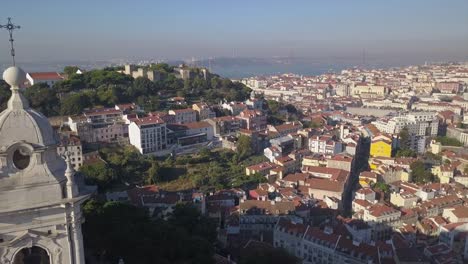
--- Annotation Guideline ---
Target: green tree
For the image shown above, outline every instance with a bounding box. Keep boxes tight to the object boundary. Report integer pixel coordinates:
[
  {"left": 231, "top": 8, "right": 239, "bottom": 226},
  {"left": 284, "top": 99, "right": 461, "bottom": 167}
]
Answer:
[
  {"left": 23, "top": 83, "right": 60, "bottom": 116},
  {"left": 146, "top": 161, "right": 161, "bottom": 184},
  {"left": 396, "top": 149, "right": 417, "bottom": 158},
  {"left": 0, "top": 80, "right": 11, "bottom": 110},
  {"left": 198, "top": 147, "right": 212, "bottom": 162},
  {"left": 239, "top": 244, "right": 300, "bottom": 264},
  {"left": 399, "top": 127, "right": 410, "bottom": 149},
  {"left": 436, "top": 136, "right": 463, "bottom": 147},
  {"left": 60, "top": 93, "right": 91, "bottom": 115},
  {"left": 63, "top": 66, "right": 80, "bottom": 76},
  {"left": 137, "top": 95, "right": 161, "bottom": 112},
  {"left": 237, "top": 135, "right": 254, "bottom": 160},
  {"left": 374, "top": 182, "right": 390, "bottom": 194},
  {"left": 210, "top": 77, "right": 221, "bottom": 89},
  {"left": 86, "top": 69, "right": 133, "bottom": 88},
  {"left": 221, "top": 78, "right": 232, "bottom": 88},
  {"left": 79, "top": 162, "right": 115, "bottom": 190},
  {"left": 410, "top": 160, "right": 436, "bottom": 184},
  {"left": 169, "top": 203, "right": 217, "bottom": 243},
  {"left": 150, "top": 63, "right": 173, "bottom": 73},
  {"left": 131, "top": 77, "right": 156, "bottom": 98},
  {"left": 82, "top": 200, "right": 215, "bottom": 264},
  {"left": 285, "top": 104, "right": 298, "bottom": 114},
  {"left": 267, "top": 100, "right": 280, "bottom": 114}
]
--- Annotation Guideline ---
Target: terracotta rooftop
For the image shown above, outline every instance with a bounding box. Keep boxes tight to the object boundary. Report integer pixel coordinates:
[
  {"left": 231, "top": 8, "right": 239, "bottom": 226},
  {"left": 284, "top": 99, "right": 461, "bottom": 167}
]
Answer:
[
  {"left": 183, "top": 121, "right": 211, "bottom": 129},
  {"left": 368, "top": 203, "right": 400, "bottom": 218},
  {"left": 239, "top": 200, "right": 295, "bottom": 215},
  {"left": 28, "top": 72, "right": 64, "bottom": 80},
  {"left": 133, "top": 116, "right": 164, "bottom": 126}
]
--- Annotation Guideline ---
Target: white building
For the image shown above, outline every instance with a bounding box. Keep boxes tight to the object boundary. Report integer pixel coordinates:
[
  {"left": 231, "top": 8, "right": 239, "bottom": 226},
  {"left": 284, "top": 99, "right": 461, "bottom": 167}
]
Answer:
[
  {"left": 360, "top": 203, "right": 401, "bottom": 240},
  {"left": 372, "top": 112, "right": 439, "bottom": 136},
  {"left": 274, "top": 218, "right": 388, "bottom": 263},
  {"left": 26, "top": 72, "right": 64, "bottom": 86},
  {"left": 351, "top": 83, "right": 386, "bottom": 98},
  {"left": 183, "top": 121, "right": 214, "bottom": 141},
  {"left": 334, "top": 83, "right": 351, "bottom": 97},
  {"left": 67, "top": 107, "right": 129, "bottom": 143},
  {"left": 129, "top": 116, "right": 168, "bottom": 155},
  {"left": 57, "top": 135, "right": 84, "bottom": 170},
  {"left": 192, "top": 103, "right": 216, "bottom": 121},
  {"left": 168, "top": 108, "right": 197, "bottom": 124},
  {"left": 447, "top": 126, "right": 468, "bottom": 146},
  {"left": 0, "top": 66, "right": 90, "bottom": 263},
  {"left": 308, "top": 135, "right": 342, "bottom": 155}
]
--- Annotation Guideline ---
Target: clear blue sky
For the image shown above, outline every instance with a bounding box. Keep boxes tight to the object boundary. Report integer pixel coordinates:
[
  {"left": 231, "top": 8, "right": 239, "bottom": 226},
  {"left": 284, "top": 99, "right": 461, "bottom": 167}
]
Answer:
[{"left": 1, "top": 0, "right": 467, "bottom": 62}]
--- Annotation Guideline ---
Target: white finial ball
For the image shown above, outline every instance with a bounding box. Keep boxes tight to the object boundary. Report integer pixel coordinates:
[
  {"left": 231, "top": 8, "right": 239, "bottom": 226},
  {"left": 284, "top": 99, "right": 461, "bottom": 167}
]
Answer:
[{"left": 3, "top": 66, "right": 26, "bottom": 88}]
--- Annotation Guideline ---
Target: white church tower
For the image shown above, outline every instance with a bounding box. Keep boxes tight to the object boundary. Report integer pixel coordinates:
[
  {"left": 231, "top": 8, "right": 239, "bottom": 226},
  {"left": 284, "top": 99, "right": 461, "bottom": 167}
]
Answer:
[{"left": 0, "top": 66, "right": 90, "bottom": 263}]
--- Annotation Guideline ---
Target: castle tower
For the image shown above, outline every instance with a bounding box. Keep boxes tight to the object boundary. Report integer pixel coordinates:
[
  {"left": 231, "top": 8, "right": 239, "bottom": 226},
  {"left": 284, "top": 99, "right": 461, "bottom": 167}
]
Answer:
[{"left": 0, "top": 66, "right": 90, "bottom": 263}]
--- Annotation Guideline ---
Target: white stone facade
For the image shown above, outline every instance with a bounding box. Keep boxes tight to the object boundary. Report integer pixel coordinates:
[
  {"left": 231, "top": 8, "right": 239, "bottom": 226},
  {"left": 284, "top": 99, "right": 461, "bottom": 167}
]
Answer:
[
  {"left": 0, "top": 67, "right": 89, "bottom": 264},
  {"left": 128, "top": 117, "right": 168, "bottom": 155}
]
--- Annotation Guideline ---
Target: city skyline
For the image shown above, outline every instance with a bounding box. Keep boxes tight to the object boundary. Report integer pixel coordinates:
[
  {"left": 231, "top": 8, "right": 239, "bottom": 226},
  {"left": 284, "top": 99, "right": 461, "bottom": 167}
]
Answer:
[{"left": 1, "top": 0, "right": 467, "bottom": 64}]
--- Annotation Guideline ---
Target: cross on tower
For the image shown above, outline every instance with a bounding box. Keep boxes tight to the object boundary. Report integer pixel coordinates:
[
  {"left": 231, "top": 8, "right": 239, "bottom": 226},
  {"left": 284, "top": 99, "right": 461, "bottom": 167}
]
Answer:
[{"left": 0, "top": 17, "right": 21, "bottom": 66}]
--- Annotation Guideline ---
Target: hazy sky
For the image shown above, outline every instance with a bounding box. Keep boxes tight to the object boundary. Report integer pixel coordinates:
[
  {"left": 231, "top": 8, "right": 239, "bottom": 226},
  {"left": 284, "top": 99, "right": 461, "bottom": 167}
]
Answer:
[{"left": 1, "top": 0, "right": 467, "bottom": 62}]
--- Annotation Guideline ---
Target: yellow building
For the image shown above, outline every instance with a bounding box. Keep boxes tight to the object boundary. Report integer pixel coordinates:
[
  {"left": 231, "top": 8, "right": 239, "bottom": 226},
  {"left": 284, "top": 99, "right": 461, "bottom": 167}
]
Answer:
[
  {"left": 370, "top": 138, "right": 393, "bottom": 158},
  {"left": 390, "top": 191, "right": 418, "bottom": 208},
  {"left": 431, "top": 165, "right": 454, "bottom": 184}
]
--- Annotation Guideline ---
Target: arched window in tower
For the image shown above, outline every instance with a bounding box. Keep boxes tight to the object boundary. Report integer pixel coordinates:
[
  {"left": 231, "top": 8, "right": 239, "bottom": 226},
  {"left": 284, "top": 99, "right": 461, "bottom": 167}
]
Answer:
[
  {"left": 13, "top": 246, "right": 50, "bottom": 264},
  {"left": 12, "top": 146, "right": 31, "bottom": 170}
]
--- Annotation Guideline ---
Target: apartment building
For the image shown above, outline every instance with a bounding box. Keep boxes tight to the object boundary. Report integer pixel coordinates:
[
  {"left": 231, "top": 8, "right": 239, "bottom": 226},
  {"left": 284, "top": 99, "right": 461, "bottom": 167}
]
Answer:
[
  {"left": 128, "top": 116, "right": 168, "bottom": 155},
  {"left": 168, "top": 108, "right": 198, "bottom": 124},
  {"left": 372, "top": 112, "right": 439, "bottom": 136},
  {"left": 308, "top": 135, "right": 343, "bottom": 155},
  {"left": 192, "top": 103, "right": 216, "bottom": 121}
]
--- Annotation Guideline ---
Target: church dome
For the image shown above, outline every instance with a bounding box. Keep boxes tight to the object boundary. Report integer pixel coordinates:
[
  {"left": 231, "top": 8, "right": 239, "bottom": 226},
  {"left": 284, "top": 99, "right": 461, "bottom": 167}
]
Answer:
[{"left": 0, "top": 66, "right": 57, "bottom": 147}]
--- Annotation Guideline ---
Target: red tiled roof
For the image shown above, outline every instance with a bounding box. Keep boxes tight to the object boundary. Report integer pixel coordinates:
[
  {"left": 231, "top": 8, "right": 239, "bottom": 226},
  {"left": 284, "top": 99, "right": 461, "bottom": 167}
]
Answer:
[
  {"left": 353, "top": 199, "right": 372, "bottom": 208},
  {"left": 183, "top": 121, "right": 211, "bottom": 129},
  {"left": 368, "top": 203, "right": 400, "bottom": 218},
  {"left": 360, "top": 171, "right": 378, "bottom": 179},
  {"left": 133, "top": 116, "right": 164, "bottom": 126},
  {"left": 306, "top": 177, "right": 344, "bottom": 192},
  {"left": 28, "top": 72, "right": 63, "bottom": 80},
  {"left": 356, "top": 188, "right": 375, "bottom": 195},
  {"left": 247, "top": 162, "right": 276, "bottom": 171},
  {"left": 283, "top": 173, "right": 309, "bottom": 183},
  {"left": 302, "top": 166, "right": 349, "bottom": 182}
]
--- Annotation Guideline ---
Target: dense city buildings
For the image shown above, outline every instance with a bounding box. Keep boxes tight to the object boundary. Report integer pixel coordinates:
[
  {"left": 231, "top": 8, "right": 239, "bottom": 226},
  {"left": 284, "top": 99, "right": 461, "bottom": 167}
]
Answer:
[
  {"left": 2, "top": 0, "right": 468, "bottom": 262},
  {"left": 3, "top": 60, "right": 468, "bottom": 263}
]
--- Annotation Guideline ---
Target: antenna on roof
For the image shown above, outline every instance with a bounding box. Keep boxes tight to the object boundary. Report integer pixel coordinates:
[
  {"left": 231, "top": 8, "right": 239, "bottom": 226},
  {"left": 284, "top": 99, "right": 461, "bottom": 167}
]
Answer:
[{"left": 0, "top": 17, "right": 21, "bottom": 66}]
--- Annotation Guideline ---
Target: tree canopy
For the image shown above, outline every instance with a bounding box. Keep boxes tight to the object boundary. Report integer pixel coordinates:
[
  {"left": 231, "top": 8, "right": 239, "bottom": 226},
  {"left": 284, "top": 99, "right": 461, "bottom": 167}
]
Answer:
[
  {"left": 239, "top": 243, "right": 300, "bottom": 264},
  {"left": 398, "top": 127, "right": 410, "bottom": 150},
  {"left": 82, "top": 200, "right": 216, "bottom": 264},
  {"left": 6, "top": 63, "right": 252, "bottom": 117},
  {"left": 436, "top": 136, "right": 463, "bottom": 147},
  {"left": 410, "top": 160, "right": 436, "bottom": 184},
  {"left": 0, "top": 80, "right": 11, "bottom": 110},
  {"left": 23, "top": 83, "right": 60, "bottom": 116},
  {"left": 236, "top": 135, "right": 254, "bottom": 161},
  {"left": 395, "top": 149, "right": 417, "bottom": 158}
]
